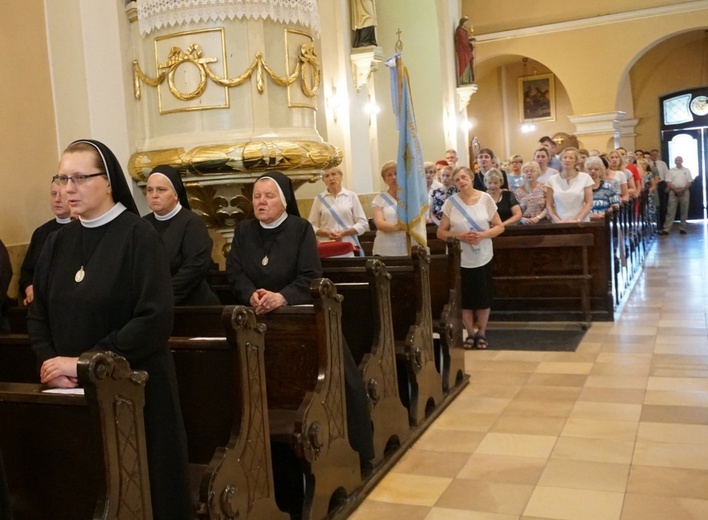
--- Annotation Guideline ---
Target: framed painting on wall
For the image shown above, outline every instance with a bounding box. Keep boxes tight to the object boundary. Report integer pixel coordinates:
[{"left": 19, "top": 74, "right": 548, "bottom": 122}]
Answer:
[{"left": 518, "top": 73, "right": 555, "bottom": 122}]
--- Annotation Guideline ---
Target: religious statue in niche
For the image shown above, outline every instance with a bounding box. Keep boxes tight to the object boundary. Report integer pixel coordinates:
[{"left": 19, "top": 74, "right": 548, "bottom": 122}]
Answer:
[
  {"left": 351, "top": 0, "right": 377, "bottom": 47},
  {"left": 455, "top": 16, "right": 475, "bottom": 85}
]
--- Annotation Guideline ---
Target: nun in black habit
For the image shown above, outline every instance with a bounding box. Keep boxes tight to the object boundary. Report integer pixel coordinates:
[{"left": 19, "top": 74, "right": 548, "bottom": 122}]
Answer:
[
  {"left": 143, "top": 165, "right": 219, "bottom": 305},
  {"left": 226, "top": 172, "right": 375, "bottom": 505},
  {"left": 18, "top": 179, "right": 72, "bottom": 306},
  {"left": 26, "top": 140, "right": 192, "bottom": 520}
]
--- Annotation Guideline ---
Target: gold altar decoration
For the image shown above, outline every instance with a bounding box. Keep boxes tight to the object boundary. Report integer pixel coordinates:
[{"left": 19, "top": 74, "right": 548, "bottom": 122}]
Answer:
[
  {"left": 128, "top": 139, "right": 341, "bottom": 181},
  {"left": 130, "top": 139, "right": 342, "bottom": 237},
  {"left": 133, "top": 41, "right": 320, "bottom": 102},
  {"left": 184, "top": 184, "right": 253, "bottom": 230}
]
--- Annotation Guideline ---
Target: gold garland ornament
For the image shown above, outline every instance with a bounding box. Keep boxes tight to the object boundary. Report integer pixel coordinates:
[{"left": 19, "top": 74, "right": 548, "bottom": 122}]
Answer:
[{"left": 133, "top": 43, "right": 320, "bottom": 101}]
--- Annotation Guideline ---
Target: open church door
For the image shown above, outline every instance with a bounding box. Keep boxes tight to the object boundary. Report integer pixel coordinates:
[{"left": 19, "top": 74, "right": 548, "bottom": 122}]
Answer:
[{"left": 660, "top": 89, "right": 708, "bottom": 221}]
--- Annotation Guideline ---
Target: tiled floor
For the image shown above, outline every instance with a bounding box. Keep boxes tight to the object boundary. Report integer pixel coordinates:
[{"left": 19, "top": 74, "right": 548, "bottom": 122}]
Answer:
[{"left": 351, "top": 222, "right": 708, "bottom": 520}]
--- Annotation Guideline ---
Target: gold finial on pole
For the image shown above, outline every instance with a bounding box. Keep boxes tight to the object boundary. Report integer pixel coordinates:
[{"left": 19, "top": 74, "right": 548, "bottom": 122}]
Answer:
[{"left": 395, "top": 28, "right": 403, "bottom": 53}]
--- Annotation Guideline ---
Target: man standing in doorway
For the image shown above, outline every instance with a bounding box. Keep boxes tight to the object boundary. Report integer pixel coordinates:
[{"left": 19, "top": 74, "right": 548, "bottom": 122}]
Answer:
[
  {"left": 650, "top": 149, "right": 670, "bottom": 227},
  {"left": 659, "top": 156, "right": 692, "bottom": 235}
]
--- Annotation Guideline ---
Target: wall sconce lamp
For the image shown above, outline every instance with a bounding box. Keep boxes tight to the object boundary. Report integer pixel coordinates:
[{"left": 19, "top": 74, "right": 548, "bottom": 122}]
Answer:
[
  {"left": 364, "top": 99, "right": 380, "bottom": 116},
  {"left": 327, "top": 84, "right": 347, "bottom": 123},
  {"left": 364, "top": 96, "right": 380, "bottom": 126}
]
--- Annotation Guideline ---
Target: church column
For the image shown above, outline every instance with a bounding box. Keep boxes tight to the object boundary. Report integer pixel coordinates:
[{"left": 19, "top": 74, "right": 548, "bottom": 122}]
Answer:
[
  {"left": 316, "top": 0, "right": 383, "bottom": 195},
  {"left": 124, "top": 0, "right": 340, "bottom": 249}
]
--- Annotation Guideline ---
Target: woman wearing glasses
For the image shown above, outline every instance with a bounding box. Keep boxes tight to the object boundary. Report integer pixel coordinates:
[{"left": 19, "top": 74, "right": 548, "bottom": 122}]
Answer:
[
  {"left": 143, "top": 165, "right": 219, "bottom": 305},
  {"left": 506, "top": 154, "right": 525, "bottom": 191},
  {"left": 27, "top": 140, "right": 192, "bottom": 520}
]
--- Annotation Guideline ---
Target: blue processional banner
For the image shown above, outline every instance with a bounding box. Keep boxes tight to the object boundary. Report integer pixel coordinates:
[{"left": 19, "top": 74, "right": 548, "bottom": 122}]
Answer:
[{"left": 386, "top": 53, "right": 428, "bottom": 249}]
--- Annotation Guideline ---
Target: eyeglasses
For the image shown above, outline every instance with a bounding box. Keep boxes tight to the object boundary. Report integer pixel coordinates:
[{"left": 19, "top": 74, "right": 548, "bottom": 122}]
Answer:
[{"left": 52, "top": 173, "right": 107, "bottom": 186}]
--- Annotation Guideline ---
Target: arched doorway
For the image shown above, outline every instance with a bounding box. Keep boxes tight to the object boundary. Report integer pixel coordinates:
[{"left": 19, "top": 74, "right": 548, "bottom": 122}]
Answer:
[{"left": 660, "top": 87, "right": 708, "bottom": 220}]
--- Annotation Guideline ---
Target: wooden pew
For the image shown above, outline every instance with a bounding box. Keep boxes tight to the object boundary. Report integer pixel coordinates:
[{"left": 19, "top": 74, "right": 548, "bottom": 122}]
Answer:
[
  {"left": 257, "top": 279, "right": 360, "bottom": 520},
  {"left": 492, "top": 233, "right": 595, "bottom": 328},
  {"left": 206, "top": 271, "right": 237, "bottom": 305},
  {"left": 354, "top": 197, "right": 658, "bottom": 323},
  {"left": 0, "top": 350, "right": 152, "bottom": 520},
  {"left": 426, "top": 238, "right": 467, "bottom": 394},
  {"left": 472, "top": 223, "right": 612, "bottom": 321},
  {"left": 322, "top": 258, "right": 410, "bottom": 467},
  {"left": 169, "top": 306, "right": 287, "bottom": 520},
  {"left": 173, "top": 280, "right": 361, "bottom": 520},
  {"left": 323, "top": 247, "right": 443, "bottom": 426}
]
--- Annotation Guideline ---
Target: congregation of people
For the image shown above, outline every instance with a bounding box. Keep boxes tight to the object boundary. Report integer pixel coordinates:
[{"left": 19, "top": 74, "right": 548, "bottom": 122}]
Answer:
[
  {"left": 0, "top": 136, "right": 689, "bottom": 361},
  {"left": 376, "top": 139, "right": 689, "bottom": 352},
  {"left": 0, "top": 134, "right": 694, "bottom": 520},
  {"left": 417, "top": 139, "right": 685, "bottom": 234}
]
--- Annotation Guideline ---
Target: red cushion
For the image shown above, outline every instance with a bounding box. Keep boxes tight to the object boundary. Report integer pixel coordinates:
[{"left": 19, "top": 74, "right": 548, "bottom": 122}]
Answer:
[{"left": 317, "top": 241, "right": 355, "bottom": 258}]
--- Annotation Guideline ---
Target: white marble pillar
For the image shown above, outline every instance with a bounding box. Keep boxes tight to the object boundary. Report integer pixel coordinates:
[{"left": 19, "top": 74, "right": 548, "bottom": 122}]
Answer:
[{"left": 124, "top": 0, "right": 341, "bottom": 243}]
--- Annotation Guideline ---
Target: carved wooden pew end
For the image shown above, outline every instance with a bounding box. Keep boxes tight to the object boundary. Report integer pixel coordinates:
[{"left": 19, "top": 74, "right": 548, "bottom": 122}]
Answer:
[
  {"left": 259, "top": 279, "right": 361, "bottom": 520},
  {"left": 428, "top": 237, "right": 467, "bottom": 394},
  {"left": 0, "top": 350, "right": 152, "bottom": 520},
  {"left": 170, "top": 305, "right": 287, "bottom": 520},
  {"left": 323, "top": 249, "right": 444, "bottom": 427},
  {"left": 325, "top": 259, "right": 411, "bottom": 468}
]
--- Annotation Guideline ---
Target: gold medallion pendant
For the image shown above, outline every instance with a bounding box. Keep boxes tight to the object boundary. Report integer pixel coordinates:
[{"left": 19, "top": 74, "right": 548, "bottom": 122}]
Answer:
[
  {"left": 75, "top": 266, "right": 85, "bottom": 283},
  {"left": 261, "top": 255, "right": 269, "bottom": 266}
]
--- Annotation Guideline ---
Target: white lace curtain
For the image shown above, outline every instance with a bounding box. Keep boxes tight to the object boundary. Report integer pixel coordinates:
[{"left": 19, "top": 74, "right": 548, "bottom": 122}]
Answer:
[{"left": 137, "top": 0, "right": 320, "bottom": 36}]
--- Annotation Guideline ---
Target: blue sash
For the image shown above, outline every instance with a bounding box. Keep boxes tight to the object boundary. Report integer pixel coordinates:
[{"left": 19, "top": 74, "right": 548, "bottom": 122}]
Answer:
[
  {"left": 449, "top": 194, "right": 485, "bottom": 232},
  {"left": 317, "top": 194, "right": 364, "bottom": 256},
  {"left": 379, "top": 192, "right": 398, "bottom": 209}
]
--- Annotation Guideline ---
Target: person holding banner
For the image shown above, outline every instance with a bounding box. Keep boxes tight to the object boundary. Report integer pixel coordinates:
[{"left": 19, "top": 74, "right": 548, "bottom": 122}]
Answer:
[
  {"left": 372, "top": 160, "right": 408, "bottom": 256},
  {"left": 308, "top": 166, "right": 369, "bottom": 257},
  {"left": 437, "top": 166, "right": 505, "bottom": 349}
]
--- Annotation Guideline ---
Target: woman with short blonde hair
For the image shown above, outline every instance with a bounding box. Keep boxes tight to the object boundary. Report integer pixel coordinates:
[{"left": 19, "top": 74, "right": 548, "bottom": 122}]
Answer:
[
  {"left": 308, "top": 165, "right": 369, "bottom": 257},
  {"left": 371, "top": 161, "right": 408, "bottom": 256},
  {"left": 436, "top": 166, "right": 505, "bottom": 349},
  {"left": 514, "top": 161, "right": 547, "bottom": 224},
  {"left": 485, "top": 168, "right": 522, "bottom": 226},
  {"left": 546, "top": 147, "right": 594, "bottom": 223}
]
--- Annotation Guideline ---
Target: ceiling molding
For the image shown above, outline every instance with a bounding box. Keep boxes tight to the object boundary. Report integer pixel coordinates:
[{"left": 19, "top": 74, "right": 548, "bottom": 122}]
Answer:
[{"left": 475, "top": 1, "right": 708, "bottom": 43}]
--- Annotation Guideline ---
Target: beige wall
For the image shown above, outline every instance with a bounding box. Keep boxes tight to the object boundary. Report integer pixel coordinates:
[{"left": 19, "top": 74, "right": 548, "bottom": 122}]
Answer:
[
  {"left": 468, "top": 59, "right": 576, "bottom": 161},
  {"left": 0, "top": 1, "right": 58, "bottom": 244},
  {"left": 0, "top": 1, "right": 58, "bottom": 296}
]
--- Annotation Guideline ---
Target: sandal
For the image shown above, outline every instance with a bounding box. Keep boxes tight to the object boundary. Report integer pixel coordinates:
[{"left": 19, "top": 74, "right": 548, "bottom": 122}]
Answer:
[
  {"left": 463, "top": 336, "right": 476, "bottom": 350},
  {"left": 474, "top": 334, "right": 488, "bottom": 350}
]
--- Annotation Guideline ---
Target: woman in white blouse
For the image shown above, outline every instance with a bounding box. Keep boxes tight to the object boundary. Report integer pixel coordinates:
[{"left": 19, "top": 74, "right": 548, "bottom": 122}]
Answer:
[
  {"left": 436, "top": 166, "right": 504, "bottom": 349},
  {"left": 308, "top": 166, "right": 369, "bottom": 257},
  {"left": 371, "top": 161, "right": 407, "bottom": 256},
  {"left": 546, "top": 147, "right": 594, "bottom": 223}
]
